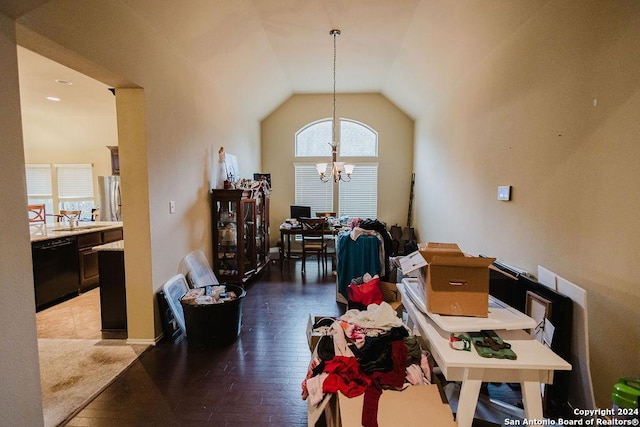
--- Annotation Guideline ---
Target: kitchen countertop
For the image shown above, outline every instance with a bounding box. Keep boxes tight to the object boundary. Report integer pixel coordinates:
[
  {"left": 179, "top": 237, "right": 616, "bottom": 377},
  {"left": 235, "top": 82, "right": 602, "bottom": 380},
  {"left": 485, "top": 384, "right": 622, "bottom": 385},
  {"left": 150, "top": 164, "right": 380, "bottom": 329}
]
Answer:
[
  {"left": 30, "top": 221, "right": 123, "bottom": 242},
  {"left": 93, "top": 240, "right": 124, "bottom": 251}
]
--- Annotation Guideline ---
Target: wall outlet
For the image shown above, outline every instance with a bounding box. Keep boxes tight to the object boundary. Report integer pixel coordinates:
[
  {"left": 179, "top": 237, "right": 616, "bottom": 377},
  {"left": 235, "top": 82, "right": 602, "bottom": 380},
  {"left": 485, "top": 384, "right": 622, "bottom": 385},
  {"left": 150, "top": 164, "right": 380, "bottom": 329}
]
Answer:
[
  {"left": 169, "top": 201, "right": 176, "bottom": 214},
  {"left": 497, "top": 186, "right": 511, "bottom": 201}
]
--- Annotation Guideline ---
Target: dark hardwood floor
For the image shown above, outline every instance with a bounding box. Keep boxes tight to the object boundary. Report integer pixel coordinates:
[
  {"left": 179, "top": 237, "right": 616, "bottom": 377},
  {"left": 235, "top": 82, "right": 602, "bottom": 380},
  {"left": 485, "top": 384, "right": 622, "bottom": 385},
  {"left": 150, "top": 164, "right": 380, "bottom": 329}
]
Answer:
[
  {"left": 66, "top": 259, "right": 344, "bottom": 426},
  {"left": 64, "top": 258, "right": 513, "bottom": 426}
]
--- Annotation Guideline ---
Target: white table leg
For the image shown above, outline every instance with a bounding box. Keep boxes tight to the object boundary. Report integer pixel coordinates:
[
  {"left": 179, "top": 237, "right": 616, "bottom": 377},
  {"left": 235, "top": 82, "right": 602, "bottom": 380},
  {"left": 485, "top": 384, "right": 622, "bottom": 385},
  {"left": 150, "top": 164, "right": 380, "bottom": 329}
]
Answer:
[
  {"left": 520, "top": 371, "right": 544, "bottom": 422},
  {"left": 456, "top": 368, "right": 484, "bottom": 427}
]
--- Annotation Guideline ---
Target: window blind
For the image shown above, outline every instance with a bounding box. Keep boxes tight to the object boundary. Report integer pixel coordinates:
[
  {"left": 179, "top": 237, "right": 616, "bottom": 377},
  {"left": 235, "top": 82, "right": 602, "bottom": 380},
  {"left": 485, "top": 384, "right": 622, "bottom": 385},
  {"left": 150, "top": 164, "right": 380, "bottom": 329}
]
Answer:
[
  {"left": 339, "top": 163, "right": 378, "bottom": 219},
  {"left": 294, "top": 163, "right": 333, "bottom": 215},
  {"left": 56, "top": 164, "right": 94, "bottom": 199},
  {"left": 25, "top": 164, "right": 53, "bottom": 196}
]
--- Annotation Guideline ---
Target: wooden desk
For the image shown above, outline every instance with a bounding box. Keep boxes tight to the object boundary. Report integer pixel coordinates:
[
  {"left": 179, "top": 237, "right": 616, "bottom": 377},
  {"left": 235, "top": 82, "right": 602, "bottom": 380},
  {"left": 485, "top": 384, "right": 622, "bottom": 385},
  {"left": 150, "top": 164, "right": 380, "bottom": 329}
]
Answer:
[
  {"left": 398, "top": 281, "right": 571, "bottom": 427},
  {"left": 279, "top": 225, "right": 342, "bottom": 260}
]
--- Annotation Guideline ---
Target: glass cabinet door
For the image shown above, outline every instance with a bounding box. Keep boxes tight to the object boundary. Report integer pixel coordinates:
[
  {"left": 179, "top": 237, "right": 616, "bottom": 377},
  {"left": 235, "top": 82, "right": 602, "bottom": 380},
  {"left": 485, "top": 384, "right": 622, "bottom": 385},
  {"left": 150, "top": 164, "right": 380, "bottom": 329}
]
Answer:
[
  {"left": 255, "top": 193, "right": 264, "bottom": 265},
  {"left": 216, "top": 198, "right": 239, "bottom": 276},
  {"left": 242, "top": 199, "right": 256, "bottom": 273},
  {"left": 211, "top": 188, "right": 270, "bottom": 284}
]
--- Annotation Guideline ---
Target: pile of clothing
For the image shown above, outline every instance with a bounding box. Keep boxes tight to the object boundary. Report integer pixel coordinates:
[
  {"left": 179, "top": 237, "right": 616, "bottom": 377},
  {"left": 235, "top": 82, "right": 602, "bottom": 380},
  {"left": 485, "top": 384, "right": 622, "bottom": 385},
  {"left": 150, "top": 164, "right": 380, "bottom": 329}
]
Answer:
[{"left": 302, "top": 302, "right": 432, "bottom": 427}]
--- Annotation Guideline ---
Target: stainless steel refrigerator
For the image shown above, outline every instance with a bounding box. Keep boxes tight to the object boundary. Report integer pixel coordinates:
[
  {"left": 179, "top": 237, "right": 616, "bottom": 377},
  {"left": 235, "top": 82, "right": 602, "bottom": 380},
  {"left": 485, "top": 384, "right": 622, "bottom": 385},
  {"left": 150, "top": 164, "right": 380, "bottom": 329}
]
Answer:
[{"left": 97, "top": 175, "right": 122, "bottom": 221}]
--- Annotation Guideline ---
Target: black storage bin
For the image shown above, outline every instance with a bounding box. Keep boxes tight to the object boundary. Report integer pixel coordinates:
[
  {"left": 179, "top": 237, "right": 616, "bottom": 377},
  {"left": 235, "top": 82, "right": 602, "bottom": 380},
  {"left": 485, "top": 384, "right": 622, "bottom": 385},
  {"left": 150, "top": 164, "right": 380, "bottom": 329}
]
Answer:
[{"left": 180, "top": 285, "right": 246, "bottom": 348}]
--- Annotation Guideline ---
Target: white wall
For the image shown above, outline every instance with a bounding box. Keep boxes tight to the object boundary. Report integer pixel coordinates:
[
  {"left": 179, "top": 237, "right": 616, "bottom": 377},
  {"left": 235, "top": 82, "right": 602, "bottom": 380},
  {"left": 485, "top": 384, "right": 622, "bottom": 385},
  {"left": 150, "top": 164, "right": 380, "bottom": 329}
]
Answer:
[
  {"left": 20, "top": 47, "right": 116, "bottom": 186},
  {"left": 411, "top": 1, "right": 640, "bottom": 406},
  {"left": 11, "top": 1, "right": 262, "bottom": 339},
  {"left": 0, "top": 13, "right": 44, "bottom": 427}
]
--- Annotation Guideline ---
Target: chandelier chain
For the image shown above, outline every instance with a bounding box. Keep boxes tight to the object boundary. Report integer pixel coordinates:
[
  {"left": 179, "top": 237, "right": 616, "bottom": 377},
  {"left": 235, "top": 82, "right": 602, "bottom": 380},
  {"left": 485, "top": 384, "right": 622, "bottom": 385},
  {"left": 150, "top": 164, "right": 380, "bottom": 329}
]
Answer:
[
  {"left": 332, "top": 30, "right": 337, "bottom": 148},
  {"left": 317, "top": 29, "right": 352, "bottom": 183}
]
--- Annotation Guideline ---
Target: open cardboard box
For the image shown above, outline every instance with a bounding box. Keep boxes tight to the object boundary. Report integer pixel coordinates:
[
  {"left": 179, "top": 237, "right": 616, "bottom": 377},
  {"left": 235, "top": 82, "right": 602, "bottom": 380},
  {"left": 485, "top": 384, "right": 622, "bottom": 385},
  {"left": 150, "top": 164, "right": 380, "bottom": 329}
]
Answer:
[
  {"left": 418, "top": 242, "right": 495, "bottom": 317},
  {"left": 380, "top": 281, "right": 403, "bottom": 318},
  {"left": 306, "top": 314, "right": 336, "bottom": 352},
  {"left": 336, "top": 384, "right": 456, "bottom": 427},
  {"left": 346, "top": 280, "right": 403, "bottom": 318}
]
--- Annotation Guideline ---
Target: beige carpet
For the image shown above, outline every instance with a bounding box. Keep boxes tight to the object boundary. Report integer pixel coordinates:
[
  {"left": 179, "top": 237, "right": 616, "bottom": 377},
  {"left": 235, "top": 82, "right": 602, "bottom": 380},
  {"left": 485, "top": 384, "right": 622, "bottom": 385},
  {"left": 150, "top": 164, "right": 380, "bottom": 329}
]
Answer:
[{"left": 38, "top": 338, "right": 148, "bottom": 427}]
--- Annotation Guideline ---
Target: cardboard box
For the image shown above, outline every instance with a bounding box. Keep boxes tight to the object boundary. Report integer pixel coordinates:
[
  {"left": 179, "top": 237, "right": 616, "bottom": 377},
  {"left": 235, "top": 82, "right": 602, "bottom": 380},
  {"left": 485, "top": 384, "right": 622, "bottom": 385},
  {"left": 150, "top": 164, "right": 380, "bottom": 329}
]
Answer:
[
  {"left": 306, "top": 314, "right": 336, "bottom": 352},
  {"left": 336, "top": 385, "right": 456, "bottom": 427},
  {"left": 418, "top": 242, "right": 495, "bottom": 317},
  {"left": 379, "top": 281, "right": 403, "bottom": 318}
]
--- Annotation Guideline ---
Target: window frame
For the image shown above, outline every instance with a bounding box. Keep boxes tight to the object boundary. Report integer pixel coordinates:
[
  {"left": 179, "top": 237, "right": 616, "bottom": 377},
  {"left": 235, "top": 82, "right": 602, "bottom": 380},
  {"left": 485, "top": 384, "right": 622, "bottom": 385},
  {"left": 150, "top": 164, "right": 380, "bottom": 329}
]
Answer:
[{"left": 294, "top": 118, "right": 379, "bottom": 219}]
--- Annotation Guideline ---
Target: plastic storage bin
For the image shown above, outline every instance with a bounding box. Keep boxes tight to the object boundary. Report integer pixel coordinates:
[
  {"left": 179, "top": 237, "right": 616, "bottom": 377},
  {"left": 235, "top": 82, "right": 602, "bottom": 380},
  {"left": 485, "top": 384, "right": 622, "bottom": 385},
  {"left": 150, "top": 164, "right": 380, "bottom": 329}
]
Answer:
[
  {"left": 178, "top": 250, "right": 219, "bottom": 288},
  {"left": 612, "top": 378, "right": 640, "bottom": 420},
  {"left": 180, "top": 284, "right": 246, "bottom": 348}
]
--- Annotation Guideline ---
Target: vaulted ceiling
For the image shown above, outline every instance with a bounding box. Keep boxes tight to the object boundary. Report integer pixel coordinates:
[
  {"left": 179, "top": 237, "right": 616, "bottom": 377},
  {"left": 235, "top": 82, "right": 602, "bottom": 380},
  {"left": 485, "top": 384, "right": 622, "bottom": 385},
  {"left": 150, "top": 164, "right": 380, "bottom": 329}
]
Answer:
[{"left": 4, "top": 0, "right": 552, "bottom": 122}]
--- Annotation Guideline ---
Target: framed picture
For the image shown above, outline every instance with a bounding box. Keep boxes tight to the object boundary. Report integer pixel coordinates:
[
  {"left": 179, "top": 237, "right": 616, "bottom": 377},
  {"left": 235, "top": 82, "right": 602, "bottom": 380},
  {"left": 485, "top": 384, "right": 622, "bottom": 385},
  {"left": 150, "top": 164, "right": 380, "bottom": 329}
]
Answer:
[
  {"left": 525, "top": 290, "right": 553, "bottom": 343},
  {"left": 253, "top": 173, "right": 271, "bottom": 186}
]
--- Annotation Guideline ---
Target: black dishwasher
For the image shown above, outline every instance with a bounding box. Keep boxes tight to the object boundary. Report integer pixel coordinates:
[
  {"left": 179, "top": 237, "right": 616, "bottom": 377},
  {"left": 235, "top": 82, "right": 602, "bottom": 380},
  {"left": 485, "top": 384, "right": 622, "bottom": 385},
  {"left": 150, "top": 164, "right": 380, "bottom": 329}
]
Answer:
[{"left": 32, "top": 237, "right": 79, "bottom": 311}]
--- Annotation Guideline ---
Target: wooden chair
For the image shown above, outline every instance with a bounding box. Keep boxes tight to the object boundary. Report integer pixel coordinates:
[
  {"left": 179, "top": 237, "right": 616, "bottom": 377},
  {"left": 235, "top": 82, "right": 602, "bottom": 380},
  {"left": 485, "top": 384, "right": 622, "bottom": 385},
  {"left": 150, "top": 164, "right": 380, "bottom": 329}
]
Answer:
[
  {"left": 28, "top": 204, "right": 46, "bottom": 224},
  {"left": 315, "top": 213, "right": 338, "bottom": 271},
  {"left": 315, "top": 212, "right": 336, "bottom": 218},
  {"left": 299, "top": 217, "right": 330, "bottom": 274},
  {"left": 59, "top": 210, "right": 82, "bottom": 224}
]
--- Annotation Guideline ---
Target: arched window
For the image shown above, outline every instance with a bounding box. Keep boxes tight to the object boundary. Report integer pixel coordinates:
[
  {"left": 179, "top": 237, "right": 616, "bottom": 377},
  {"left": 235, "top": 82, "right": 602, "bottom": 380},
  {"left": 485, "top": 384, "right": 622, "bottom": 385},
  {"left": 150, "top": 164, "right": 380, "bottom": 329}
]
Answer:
[
  {"left": 295, "top": 118, "right": 378, "bottom": 157},
  {"left": 339, "top": 119, "right": 377, "bottom": 157},
  {"left": 295, "top": 119, "right": 333, "bottom": 157},
  {"left": 294, "top": 118, "right": 378, "bottom": 219}
]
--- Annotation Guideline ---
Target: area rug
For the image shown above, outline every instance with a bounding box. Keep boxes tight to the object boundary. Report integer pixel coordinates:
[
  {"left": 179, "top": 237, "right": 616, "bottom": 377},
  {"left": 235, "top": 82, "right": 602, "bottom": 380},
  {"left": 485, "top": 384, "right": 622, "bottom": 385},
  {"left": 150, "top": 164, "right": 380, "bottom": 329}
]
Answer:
[{"left": 38, "top": 339, "right": 149, "bottom": 427}]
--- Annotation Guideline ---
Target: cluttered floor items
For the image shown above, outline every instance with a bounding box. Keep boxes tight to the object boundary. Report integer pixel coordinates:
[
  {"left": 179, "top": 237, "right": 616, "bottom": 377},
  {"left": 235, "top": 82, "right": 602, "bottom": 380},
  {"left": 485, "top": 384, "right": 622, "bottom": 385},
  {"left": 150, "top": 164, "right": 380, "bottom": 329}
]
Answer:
[
  {"left": 303, "top": 297, "right": 456, "bottom": 427},
  {"left": 160, "top": 251, "right": 246, "bottom": 348}
]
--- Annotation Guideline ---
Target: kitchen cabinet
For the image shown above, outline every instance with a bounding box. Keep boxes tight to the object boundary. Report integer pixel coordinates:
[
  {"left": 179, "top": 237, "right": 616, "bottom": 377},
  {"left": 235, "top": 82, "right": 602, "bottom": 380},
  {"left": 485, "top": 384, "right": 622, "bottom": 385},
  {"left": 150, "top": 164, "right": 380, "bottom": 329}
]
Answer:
[
  {"left": 211, "top": 189, "right": 270, "bottom": 284},
  {"left": 77, "top": 232, "right": 102, "bottom": 289},
  {"left": 95, "top": 242, "right": 127, "bottom": 339},
  {"left": 77, "top": 227, "right": 124, "bottom": 291},
  {"left": 107, "top": 145, "right": 120, "bottom": 175},
  {"left": 30, "top": 223, "right": 124, "bottom": 310}
]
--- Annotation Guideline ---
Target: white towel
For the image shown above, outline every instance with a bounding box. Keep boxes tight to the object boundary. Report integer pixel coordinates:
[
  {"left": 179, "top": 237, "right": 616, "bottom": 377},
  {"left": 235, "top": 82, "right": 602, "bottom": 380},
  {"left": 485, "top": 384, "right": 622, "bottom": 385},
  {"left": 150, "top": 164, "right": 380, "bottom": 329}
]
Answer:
[{"left": 340, "top": 301, "right": 403, "bottom": 330}]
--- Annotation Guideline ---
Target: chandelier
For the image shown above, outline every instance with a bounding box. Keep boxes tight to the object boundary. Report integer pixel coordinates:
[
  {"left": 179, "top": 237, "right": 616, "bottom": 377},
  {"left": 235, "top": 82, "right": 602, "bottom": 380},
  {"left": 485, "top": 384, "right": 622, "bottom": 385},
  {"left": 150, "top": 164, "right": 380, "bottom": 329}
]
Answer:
[{"left": 316, "top": 29, "right": 354, "bottom": 183}]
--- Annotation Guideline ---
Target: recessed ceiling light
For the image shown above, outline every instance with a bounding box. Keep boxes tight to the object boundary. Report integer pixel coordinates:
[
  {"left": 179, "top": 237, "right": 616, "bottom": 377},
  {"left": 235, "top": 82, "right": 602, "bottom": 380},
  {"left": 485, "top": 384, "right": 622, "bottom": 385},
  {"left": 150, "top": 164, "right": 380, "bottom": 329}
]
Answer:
[
  {"left": 46, "top": 96, "right": 61, "bottom": 102},
  {"left": 55, "top": 79, "right": 72, "bottom": 85}
]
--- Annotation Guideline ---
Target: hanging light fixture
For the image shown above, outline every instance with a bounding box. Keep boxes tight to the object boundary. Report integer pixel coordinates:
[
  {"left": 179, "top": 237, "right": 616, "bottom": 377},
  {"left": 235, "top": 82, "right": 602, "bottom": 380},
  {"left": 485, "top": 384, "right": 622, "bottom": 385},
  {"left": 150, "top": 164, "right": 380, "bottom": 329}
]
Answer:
[{"left": 317, "top": 29, "right": 354, "bottom": 183}]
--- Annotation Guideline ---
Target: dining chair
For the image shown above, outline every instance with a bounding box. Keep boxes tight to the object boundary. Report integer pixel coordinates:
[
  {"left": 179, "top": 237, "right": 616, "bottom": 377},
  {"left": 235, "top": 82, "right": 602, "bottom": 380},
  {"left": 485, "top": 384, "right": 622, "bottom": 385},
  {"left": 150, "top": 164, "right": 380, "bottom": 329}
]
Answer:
[
  {"left": 315, "top": 212, "right": 336, "bottom": 218},
  {"left": 59, "top": 210, "right": 82, "bottom": 224},
  {"left": 299, "top": 217, "right": 329, "bottom": 274},
  {"left": 315, "top": 213, "right": 339, "bottom": 272},
  {"left": 28, "top": 204, "right": 46, "bottom": 224}
]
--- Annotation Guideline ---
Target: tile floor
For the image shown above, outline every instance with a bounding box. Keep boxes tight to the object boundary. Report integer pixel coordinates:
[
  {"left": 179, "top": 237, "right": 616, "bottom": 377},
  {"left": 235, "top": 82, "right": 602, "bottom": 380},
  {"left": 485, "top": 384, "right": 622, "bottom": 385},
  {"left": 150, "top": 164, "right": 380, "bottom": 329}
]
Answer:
[{"left": 36, "top": 288, "right": 102, "bottom": 339}]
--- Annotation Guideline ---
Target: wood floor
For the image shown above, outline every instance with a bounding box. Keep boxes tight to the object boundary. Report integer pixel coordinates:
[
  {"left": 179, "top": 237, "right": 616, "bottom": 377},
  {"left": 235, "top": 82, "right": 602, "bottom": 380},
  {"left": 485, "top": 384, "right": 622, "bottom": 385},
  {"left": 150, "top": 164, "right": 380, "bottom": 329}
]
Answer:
[
  {"left": 44, "top": 259, "right": 510, "bottom": 426},
  {"left": 66, "top": 260, "right": 344, "bottom": 426}
]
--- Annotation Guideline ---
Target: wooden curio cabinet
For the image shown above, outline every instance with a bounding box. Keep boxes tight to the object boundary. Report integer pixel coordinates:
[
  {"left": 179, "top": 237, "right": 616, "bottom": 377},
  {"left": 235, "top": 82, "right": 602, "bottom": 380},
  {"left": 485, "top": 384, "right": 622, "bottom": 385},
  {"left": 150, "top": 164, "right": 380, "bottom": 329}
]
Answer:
[{"left": 211, "top": 188, "right": 270, "bottom": 284}]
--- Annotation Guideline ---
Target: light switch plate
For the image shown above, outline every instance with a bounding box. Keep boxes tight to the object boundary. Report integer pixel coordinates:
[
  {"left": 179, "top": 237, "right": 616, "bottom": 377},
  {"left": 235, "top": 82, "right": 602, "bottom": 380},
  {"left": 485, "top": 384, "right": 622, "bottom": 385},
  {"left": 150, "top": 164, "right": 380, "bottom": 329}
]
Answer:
[
  {"left": 169, "top": 201, "right": 176, "bottom": 214},
  {"left": 497, "top": 186, "right": 511, "bottom": 201}
]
